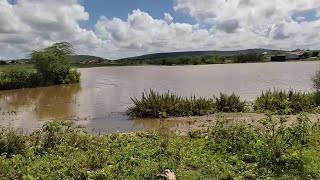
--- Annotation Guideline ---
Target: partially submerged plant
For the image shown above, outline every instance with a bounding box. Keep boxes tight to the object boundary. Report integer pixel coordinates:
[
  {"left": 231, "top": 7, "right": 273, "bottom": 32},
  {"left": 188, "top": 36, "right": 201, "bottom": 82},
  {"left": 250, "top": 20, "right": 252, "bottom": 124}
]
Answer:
[{"left": 254, "top": 89, "right": 315, "bottom": 115}]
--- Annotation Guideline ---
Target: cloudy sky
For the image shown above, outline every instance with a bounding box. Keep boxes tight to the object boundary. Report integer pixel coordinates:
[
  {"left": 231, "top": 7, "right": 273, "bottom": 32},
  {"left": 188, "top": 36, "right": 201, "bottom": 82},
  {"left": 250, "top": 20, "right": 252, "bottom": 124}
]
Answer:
[{"left": 1, "top": 0, "right": 320, "bottom": 60}]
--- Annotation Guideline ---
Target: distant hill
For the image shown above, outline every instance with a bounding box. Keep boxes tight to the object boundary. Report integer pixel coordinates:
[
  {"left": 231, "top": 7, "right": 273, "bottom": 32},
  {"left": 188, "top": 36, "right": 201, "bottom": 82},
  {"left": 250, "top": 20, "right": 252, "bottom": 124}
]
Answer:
[
  {"left": 120, "top": 49, "right": 285, "bottom": 60},
  {"left": 70, "top": 55, "right": 109, "bottom": 62}
]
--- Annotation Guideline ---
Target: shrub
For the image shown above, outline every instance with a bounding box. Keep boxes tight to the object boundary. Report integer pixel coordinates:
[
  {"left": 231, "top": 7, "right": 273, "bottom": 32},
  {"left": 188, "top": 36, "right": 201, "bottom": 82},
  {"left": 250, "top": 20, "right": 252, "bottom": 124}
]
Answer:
[
  {"left": 214, "top": 93, "right": 247, "bottom": 112},
  {"left": 0, "top": 60, "right": 7, "bottom": 65},
  {"left": 32, "top": 42, "right": 80, "bottom": 85},
  {"left": 128, "top": 90, "right": 248, "bottom": 118},
  {"left": 234, "top": 53, "right": 264, "bottom": 63},
  {"left": 30, "top": 121, "right": 88, "bottom": 153},
  {"left": 311, "top": 69, "right": 320, "bottom": 92},
  {"left": 0, "top": 128, "right": 27, "bottom": 157},
  {"left": 254, "top": 89, "right": 314, "bottom": 114},
  {"left": 0, "top": 42, "right": 80, "bottom": 90},
  {"left": 128, "top": 90, "right": 215, "bottom": 118},
  {"left": 310, "top": 92, "right": 320, "bottom": 106},
  {"left": 311, "top": 51, "right": 319, "bottom": 57},
  {"left": 0, "top": 66, "right": 40, "bottom": 90},
  {"left": 208, "top": 119, "right": 260, "bottom": 155}
]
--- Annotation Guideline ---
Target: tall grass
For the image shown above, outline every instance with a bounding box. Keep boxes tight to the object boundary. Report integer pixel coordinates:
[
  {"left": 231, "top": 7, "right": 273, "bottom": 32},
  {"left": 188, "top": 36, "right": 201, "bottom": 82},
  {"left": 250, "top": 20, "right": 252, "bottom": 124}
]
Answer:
[
  {"left": 128, "top": 90, "right": 247, "bottom": 118},
  {"left": 128, "top": 90, "right": 215, "bottom": 118},
  {"left": 0, "top": 66, "right": 41, "bottom": 90},
  {"left": 129, "top": 89, "right": 320, "bottom": 118},
  {"left": 254, "top": 89, "right": 315, "bottom": 114}
]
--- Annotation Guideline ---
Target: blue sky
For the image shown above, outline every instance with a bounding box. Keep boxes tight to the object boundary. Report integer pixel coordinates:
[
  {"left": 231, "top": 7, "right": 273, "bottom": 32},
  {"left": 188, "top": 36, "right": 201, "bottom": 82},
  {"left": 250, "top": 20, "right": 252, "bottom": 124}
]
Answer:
[{"left": 81, "top": 0, "right": 195, "bottom": 30}]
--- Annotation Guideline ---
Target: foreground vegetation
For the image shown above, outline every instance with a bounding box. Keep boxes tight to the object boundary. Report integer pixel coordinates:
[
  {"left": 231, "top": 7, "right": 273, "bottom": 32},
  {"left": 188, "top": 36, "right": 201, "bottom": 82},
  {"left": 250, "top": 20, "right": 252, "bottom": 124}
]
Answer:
[
  {"left": 1, "top": 115, "right": 320, "bottom": 179},
  {"left": 128, "top": 89, "right": 320, "bottom": 118},
  {"left": 0, "top": 42, "right": 80, "bottom": 90}
]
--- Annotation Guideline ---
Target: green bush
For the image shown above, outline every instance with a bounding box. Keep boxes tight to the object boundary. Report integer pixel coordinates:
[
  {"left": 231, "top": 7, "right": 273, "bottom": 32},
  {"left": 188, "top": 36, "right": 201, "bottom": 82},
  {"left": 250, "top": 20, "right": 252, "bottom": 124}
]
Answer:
[
  {"left": 128, "top": 90, "right": 215, "bottom": 118},
  {"left": 209, "top": 121, "right": 260, "bottom": 155},
  {"left": 253, "top": 90, "right": 315, "bottom": 114},
  {"left": 0, "top": 128, "right": 27, "bottom": 157},
  {"left": 215, "top": 93, "right": 247, "bottom": 112},
  {"left": 311, "top": 92, "right": 320, "bottom": 106},
  {"left": 128, "top": 90, "right": 248, "bottom": 118},
  {"left": 0, "top": 42, "right": 80, "bottom": 90},
  {"left": 32, "top": 42, "right": 80, "bottom": 85},
  {"left": 0, "top": 66, "right": 40, "bottom": 90},
  {"left": 30, "top": 121, "right": 89, "bottom": 154},
  {"left": 312, "top": 69, "right": 320, "bottom": 91},
  {"left": 234, "top": 53, "right": 264, "bottom": 63}
]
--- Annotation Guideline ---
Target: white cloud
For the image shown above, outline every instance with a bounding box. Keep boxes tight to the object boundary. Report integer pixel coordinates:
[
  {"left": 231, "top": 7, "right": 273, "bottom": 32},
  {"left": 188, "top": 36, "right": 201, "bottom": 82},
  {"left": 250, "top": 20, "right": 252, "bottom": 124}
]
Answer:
[
  {"left": 173, "top": 0, "right": 320, "bottom": 50},
  {"left": 164, "top": 13, "right": 173, "bottom": 24},
  {"left": 0, "top": 0, "right": 106, "bottom": 59},
  {"left": 94, "top": 9, "right": 213, "bottom": 58},
  {"left": 1, "top": 0, "right": 320, "bottom": 60}
]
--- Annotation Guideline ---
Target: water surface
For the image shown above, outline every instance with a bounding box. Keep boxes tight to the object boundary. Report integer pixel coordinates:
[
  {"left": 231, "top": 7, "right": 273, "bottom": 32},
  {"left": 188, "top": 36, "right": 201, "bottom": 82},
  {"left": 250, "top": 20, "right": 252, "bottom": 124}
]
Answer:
[{"left": 0, "top": 61, "right": 318, "bottom": 132}]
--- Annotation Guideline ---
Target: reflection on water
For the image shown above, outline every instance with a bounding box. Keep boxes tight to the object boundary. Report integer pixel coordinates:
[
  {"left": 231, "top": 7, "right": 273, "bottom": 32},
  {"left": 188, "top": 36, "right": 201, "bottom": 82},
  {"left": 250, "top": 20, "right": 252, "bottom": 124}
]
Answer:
[
  {"left": 0, "top": 61, "right": 319, "bottom": 132},
  {"left": 0, "top": 84, "right": 81, "bottom": 119},
  {"left": 0, "top": 84, "right": 81, "bottom": 131}
]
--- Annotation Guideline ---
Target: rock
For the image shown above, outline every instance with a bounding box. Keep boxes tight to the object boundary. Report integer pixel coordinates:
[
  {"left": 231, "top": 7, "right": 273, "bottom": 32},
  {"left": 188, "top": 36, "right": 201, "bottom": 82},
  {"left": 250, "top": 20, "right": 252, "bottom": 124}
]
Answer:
[{"left": 157, "top": 169, "right": 176, "bottom": 180}]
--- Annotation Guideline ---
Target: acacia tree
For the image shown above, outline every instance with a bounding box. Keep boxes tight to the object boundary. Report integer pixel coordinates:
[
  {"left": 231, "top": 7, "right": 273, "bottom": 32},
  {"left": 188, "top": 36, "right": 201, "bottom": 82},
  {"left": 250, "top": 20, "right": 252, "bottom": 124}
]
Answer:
[{"left": 31, "top": 42, "right": 80, "bottom": 85}]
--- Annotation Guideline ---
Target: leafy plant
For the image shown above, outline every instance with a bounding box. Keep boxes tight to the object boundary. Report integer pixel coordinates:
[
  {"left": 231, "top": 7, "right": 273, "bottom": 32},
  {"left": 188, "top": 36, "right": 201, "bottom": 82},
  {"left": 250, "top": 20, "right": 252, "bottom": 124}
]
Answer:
[
  {"left": 312, "top": 69, "right": 320, "bottom": 92},
  {"left": 0, "top": 127, "right": 27, "bottom": 157},
  {"left": 128, "top": 90, "right": 250, "bottom": 118},
  {"left": 254, "top": 89, "right": 314, "bottom": 114},
  {"left": 214, "top": 93, "right": 247, "bottom": 112},
  {"left": 128, "top": 90, "right": 215, "bottom": 118}
]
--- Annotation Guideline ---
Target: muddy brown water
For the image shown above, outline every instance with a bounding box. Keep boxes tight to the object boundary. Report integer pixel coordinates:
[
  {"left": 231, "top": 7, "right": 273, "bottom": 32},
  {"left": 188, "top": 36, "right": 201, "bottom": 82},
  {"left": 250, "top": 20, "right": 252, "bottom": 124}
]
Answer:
[{"left": 0, "top": 61, "right": 319, "bottom": 133}]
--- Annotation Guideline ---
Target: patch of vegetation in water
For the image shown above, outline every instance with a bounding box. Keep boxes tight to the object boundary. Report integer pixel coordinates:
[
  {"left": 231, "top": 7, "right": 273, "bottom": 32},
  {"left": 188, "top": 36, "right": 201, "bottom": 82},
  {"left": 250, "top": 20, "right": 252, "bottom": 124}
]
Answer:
[
  {"left": 0, "top": 42, "right": 80, "bottom": 90},
  {"left": 254, "top": 89, "right": 320, "bottom": 115},
  {"left": 128, "top": 89, "right": 320, "bottom": 118},
  {"left": 127, "top": 90, "right": 248, "bottom": 118},
  {"left": 1, "top": 114, "right": 320, "bottom": 179}
]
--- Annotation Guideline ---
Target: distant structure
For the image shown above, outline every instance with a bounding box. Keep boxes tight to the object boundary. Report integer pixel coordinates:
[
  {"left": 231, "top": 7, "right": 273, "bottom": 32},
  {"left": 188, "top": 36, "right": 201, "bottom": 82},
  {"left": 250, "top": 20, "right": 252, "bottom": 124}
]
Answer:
[{"left": 271, "top": 49, "right": 308, "bottom": 62}]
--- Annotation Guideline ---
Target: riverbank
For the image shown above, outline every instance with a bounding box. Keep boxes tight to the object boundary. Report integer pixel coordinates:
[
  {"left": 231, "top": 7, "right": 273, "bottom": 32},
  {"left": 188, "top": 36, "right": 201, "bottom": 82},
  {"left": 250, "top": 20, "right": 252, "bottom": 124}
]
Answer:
[
  {"left": 1, "top": 115, "right": 320, "bottom": 179},
  {"left": 134, "top": 113, "right": 320, "bottom": 134}
]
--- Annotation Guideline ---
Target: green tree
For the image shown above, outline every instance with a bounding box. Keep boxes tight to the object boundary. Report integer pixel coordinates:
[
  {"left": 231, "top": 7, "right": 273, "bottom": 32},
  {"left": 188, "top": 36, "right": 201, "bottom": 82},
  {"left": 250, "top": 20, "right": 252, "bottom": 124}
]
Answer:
[
  {"left": 31, "top": 42, "right": 80, "bottom": 85},
  {"left": 312, "top": 51, "right": 319, "bottom": 57}
]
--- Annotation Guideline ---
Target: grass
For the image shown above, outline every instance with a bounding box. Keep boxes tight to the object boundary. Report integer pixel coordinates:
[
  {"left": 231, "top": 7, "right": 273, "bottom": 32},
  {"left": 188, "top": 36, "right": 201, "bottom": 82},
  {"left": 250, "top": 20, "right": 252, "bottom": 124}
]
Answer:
[
  {"left": 128, "top": 90, "right": 247, "bottom": 118},
  {"left": 254, "top": 89, "right": 318, "bottom": 115},
  {"left": 0, "top": 64, "right": 34, "bottom": 72},
  {"left": 1, "top": 114, "right": 320, "bottom": 179},
  {"left": 128, "top": 90, "right": 320, "bottom": 118}
]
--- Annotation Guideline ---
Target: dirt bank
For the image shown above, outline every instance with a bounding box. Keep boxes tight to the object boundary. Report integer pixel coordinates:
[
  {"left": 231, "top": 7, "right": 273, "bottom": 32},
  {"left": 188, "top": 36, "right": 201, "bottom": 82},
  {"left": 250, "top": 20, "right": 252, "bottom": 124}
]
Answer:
[{"left": 134, "top": 113, "right": 320, "bottom": 134}]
